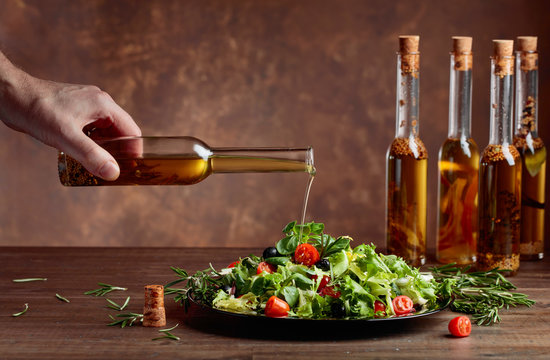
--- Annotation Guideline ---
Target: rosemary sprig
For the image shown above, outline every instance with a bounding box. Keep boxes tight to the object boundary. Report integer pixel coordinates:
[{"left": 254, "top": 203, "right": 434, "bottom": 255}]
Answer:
[
  {"left": 107, "top": 312, "right": 143, "bottom": 328},
  {"left": 12, "top": 303, "right": 29, "bottom": 317},
  {"left": 106, "top": 296, "right": 130, "bottom": 311},
  {"left": 85, "top": 283, "right": 127, "bottom": 297},
  {"left": 152, "top": 323, "right": 180, "bottom": 341},
  {"left": 431, "top": 263, "right": 536, "bottom": 326},
  {"left": 165, "top": 265, "right": 222, "bottom": 308},
  {"left": 55, "top": 293, "right": 70, "bottom": 303},
  {"left": 12, "top": 278, "right": 47, "bottom": 283}
]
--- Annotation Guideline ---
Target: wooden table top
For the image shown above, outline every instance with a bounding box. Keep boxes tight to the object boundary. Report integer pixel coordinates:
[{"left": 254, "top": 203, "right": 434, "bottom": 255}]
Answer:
[{"left": 1, "top": 247, "right": 549, "bottom": 359}]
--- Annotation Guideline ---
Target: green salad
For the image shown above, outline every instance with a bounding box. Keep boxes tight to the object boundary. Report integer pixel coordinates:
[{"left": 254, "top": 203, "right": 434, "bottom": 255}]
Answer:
[{"left": 166, "top": 221, "right": 535, "bottom": 324}]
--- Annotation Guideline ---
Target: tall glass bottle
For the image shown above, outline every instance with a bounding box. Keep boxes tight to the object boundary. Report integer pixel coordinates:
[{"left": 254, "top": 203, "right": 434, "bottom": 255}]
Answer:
[
  {"left": 436, "top": 37, "right": 479, "bottom": 264},
  {"left": 386, "top": 35, "right": 428, "bottom": 267},
  {"left": 513, "top": 36, "right": 546, "bottom": 260},
  {"left": 478, "top": 40, "right": 521, "bottom": 275}
]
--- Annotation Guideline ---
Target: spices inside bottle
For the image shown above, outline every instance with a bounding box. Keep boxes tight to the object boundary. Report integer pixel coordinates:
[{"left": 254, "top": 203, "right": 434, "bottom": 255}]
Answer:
[
  {"left": 436, "top": 37, "right": 479, "bottom": 265},
  {"left": 513, "top": 36, "right": 546, "bottom": 260},
  {"left": 386, "top": 35, "right": 427, "bottom": 267},
  {"left": 477, "top": 40, "right": 521, "bottom": 275},
  {"left": 58, "top": 136, "right": 315, "bottom": 186}
]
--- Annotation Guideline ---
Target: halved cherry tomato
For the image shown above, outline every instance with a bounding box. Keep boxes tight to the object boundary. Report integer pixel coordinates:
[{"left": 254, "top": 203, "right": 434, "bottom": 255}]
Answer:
[
  {"left": 257, "top": 261, "right": 276, "bottom": 274},
  {"left": 319, "top": 285, "right": 341, "bottom": 298},
  {"left": 311, "top": 274, "right": 331, "bottom": 291},
  {"left": 448, "top": 316, "right": 472, "bottom": 337},
  {"left": 264, "top": 296, "right": 290, "bottom": 318},
  {"left": 392, "top": 295, "right": 413, "bottom": 315},
  {"left": 374, "top": 300, "right": 386, "bottom": 317},
  {"left": 227, "top": 260, "right": 239, "bottom": 268},
  {"left": 294, "top": 243, "right": 320, "bottom": 266}
]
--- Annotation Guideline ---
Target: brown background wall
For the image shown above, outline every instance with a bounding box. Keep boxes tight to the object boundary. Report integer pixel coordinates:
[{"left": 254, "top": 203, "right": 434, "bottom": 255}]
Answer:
[{"left": 1, "top": 0, "right": 549, "bottom": 255}]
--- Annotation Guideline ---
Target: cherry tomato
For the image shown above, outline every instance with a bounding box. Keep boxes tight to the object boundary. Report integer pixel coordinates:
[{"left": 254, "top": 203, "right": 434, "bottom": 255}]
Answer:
[
  {"left": 374, "top": 300, "right": 386, "bottom": 317},
  {"left": 257, "top": 261, "right": 276, "bottom": 274},
  {"left": 392, "top": 295, "right": 414, "bottom": 315},
  {"left": 311, "top": 274, "right": 331, "bottom": 291},
  {"left": 319, "top": 286, "right": 341, "bottom": 298},
  {"left": 294, "top": 243, "right": 320, "bottom": 266},
  {"left": 264, "top": 296, "right": 290, "bottom": 318},
  {"left": 448, "top": 316, "right": 472, "bottom": 337},
  {"left": 227, "top": 260, "right": 239, "bottom": 268}
]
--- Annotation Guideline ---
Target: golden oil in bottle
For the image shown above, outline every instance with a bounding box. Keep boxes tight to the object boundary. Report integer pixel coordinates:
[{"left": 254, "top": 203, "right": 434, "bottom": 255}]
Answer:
[{"left": 436, "top": 37, "right": 479, "bottom": 264}]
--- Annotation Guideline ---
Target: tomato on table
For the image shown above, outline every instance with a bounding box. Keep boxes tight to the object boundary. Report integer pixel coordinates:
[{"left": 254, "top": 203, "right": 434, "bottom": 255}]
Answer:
[
  {"left": 392, "top": 295, "right": 413, "bottom": 315},
  {"left": 374, "top": 300, "right": 386, "bottom": 317},
  {"left": 448, "top": 316, "right": 472, "bottom": 337},
  {"left": 294, "top": 243, "right": 320, "bottom": 266},
  {"left": 257, "top": 261, "right": 276, "bottom": 274},
  {"left": 264, "top": 296, "right": 290, "bottom": 318}
]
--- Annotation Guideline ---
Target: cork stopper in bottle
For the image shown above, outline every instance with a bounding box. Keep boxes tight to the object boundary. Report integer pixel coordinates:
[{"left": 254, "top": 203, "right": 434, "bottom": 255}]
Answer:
[
  {"left": 399, "top": 35, "right": 419, "bottom": 74},
  {"left": 493, "top": 40, "right": 514, "bottom": 57},
  {"left": 452, "top": 36, "right": 472, "bottom": 71},
  {"left": 143, "top": 285, "right": 166, "bottom": 327},
  {"left": 517, "top": 36, "right": 537, "bottom": 52},
  {"left": 453, "top": 36, "right": 472, "bottom": 53},
  {"left": 492, "top": 39, "right": 514, "bottom": 77},
  {"left": 517, "top": 36, "right": 538, "bottom": 71},
  {"left": 399, "top": 35, "right": 419, "bottom": 54}
]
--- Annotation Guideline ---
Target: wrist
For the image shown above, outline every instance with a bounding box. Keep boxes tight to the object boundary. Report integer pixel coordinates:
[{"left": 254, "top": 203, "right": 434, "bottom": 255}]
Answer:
[{"left": 0, "top": 53, "right": 40, "bottom": 131}]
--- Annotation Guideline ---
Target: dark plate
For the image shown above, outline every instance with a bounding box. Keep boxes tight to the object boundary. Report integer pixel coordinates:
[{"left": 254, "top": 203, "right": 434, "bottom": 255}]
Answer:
[{"left": 183, "top": 293, "right": 448, "bottom": 339}]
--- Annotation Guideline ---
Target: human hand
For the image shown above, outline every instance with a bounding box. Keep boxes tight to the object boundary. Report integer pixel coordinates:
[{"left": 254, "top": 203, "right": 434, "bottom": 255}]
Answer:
[{"left": 0, "top": 54, "right": 141, "bottom": 180}]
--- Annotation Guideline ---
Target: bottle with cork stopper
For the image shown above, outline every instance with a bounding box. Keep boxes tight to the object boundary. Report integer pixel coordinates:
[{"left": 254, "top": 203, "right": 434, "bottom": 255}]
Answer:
[
  {"left": 436, "top": 36, "right": 479, "bottom": 265},
  {"left": 477, "top": 40, "right": 521, "bottom": 275},
  {"left": 386, "top": 35, "right": 428, "bottom": 267},
  {"left": 513, "top": 36, "right": 546, "bottom": 260}
]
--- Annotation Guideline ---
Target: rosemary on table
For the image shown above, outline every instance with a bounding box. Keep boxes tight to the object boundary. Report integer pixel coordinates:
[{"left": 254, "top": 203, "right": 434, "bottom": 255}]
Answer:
[
  {"left": 12, "top": 278, "right": 47, "bottom": 283},
  {"left": 12, "top": 303, "right": 29, "bottom": 317},
  {"left": 108, "top": 312, "right": 143, "bottom": 328},
  {"left": 55, "top": 293, "right": 70, "bottom": 303},
  {"left": 152, "top": 323, "right": 180, "bottom": 341},
  {"left": 106, "top": 296, "right": 130, "bottom": 311},
  {"left": 431, "top": 263, "right": 536, "bottom": 326},
  {"left": 165, "top": 265, "right": 222, "bottom": 309},
  {"left": 85, "top": 283, "right": 127, "bottom": 297}
]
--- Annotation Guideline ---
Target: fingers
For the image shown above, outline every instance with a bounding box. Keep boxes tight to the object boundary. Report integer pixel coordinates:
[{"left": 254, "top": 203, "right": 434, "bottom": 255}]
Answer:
[{"left": 62, "top": 133, "right": 121, "bottom": 181}]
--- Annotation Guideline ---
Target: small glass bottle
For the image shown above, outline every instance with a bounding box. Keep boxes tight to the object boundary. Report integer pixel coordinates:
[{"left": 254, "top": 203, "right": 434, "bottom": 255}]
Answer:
[
  {"left": 513, "top": 36, "right": 546, "bottom": 260},
  {"left": 386, "top": 35, "right": 428, "bottom": 267},
  {"left": 478, "top": 40, "right": 521, "bottom": 275},
  {"left": 58, "top": 136, "right": 315, "bottom": 186},
  {"left": 436, "top": 37, "right": 479, "bottom": 264}
]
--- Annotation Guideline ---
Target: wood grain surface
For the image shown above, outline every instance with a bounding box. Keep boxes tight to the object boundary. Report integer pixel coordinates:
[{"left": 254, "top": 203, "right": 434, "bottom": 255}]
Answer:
[
  {"left": 0, "top": 0, "right": 549, "bottom": 251},
  {"left": 1, "top": 247, "right": 548, "bottom": 359}
]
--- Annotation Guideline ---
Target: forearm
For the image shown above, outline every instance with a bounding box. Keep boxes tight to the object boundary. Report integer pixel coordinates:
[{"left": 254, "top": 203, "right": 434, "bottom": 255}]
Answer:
[{"left": 0, "top": 51, "right": 37, "bottom": 133}]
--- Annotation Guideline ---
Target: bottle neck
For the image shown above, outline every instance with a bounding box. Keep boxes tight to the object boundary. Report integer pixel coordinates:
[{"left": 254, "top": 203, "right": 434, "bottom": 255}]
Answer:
[
  {"left": 448, "top": 53, "right": 473, "bottom": 139},
  {"left": 210, "top": 147, "right": 315, "bottom": 175},
  {"left": 395, "top": 53, "right": 420, "bottom": 138},
  {"left": 515, "top": 50, "right": 539, "bottom": 137},
  {"left": 489, "top": 56, "right": 514, "bottom": 146}
]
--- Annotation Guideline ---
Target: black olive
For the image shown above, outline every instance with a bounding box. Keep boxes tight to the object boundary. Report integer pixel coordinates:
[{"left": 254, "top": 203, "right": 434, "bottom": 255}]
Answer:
[
  {"left": 220, "top": 285, "right": 232, "bottom": 294},
  {"left": 331, "top": 302, "right": 346, "bottom": 318},
  {"left": 262, "top": 246, "right": 280, "bottom": 259},
  {"left": 315, "top": 258, "right": 330, "bottom": 271}
]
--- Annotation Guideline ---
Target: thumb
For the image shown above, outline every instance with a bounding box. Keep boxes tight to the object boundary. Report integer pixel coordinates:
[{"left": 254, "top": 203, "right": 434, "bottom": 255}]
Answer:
[{"left": 63, "top": 134, "right": 120, "bottom": 181}]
